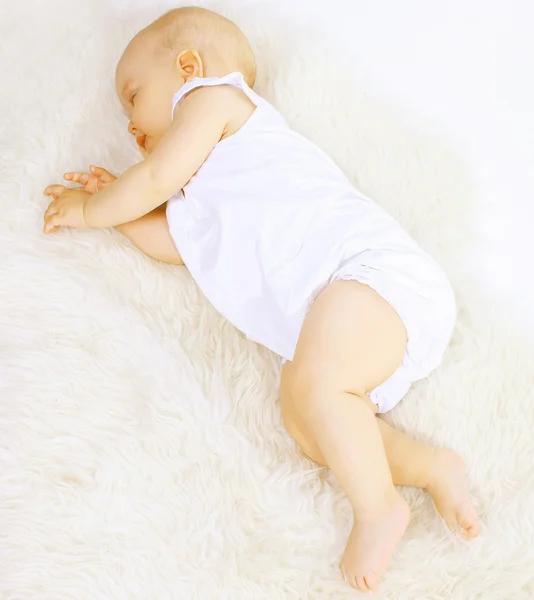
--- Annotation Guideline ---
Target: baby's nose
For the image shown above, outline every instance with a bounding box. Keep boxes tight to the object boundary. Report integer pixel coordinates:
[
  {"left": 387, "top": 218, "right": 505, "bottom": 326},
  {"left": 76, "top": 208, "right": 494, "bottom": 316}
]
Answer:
[{"left": 128, "top": 121, "right": 136, "bottom": 136}]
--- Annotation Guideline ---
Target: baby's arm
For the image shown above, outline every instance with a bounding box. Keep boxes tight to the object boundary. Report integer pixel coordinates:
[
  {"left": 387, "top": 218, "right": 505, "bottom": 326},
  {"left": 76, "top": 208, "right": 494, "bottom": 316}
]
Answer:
[
  {"left": 65, "top": 166, "right": 184, "bottom": 265},
  {"left": 83, "top": 86, "right": 234, "bottom": 228}
]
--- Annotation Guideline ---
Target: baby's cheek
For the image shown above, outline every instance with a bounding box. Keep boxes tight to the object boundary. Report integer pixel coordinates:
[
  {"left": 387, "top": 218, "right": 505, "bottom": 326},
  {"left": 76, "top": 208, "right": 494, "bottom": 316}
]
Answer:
[{"left": 156, "top": 111, "right": 173, "bottom": 137}]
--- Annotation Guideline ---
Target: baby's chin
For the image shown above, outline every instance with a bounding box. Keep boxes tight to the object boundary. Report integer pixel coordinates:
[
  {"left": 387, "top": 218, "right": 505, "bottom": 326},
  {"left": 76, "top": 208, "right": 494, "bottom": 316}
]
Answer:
[
  {"left": 142, "top": 141, "right": 155, "bottom": 157},
  {"left": 139, "top": 136, "right": 160, "bottom": 157}
]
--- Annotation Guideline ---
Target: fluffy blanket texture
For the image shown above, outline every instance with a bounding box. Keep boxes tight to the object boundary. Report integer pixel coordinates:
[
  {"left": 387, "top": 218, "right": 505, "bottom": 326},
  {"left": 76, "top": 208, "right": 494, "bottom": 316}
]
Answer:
[{"left": 1, "top": 1, "right": 533, "bottom": 598}]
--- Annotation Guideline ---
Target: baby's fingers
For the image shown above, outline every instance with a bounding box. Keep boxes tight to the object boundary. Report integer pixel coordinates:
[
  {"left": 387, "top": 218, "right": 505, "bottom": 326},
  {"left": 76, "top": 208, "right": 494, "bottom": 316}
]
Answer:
[
  {"left": 90, "top": 165, "right": 116, "bottom": 182},
  {"left": 43, "top": 201, "right": 61, "bottom": 234},
  {"left": 43, "top": 184, "right": 67, "bottom": 199},
  {"left": 44, "top": 199, "right": 60, "bottom": 221},
  {"left": 64, "top": 172, "right": 90, "bottom": 186},
  {"left": 43, "top": 213, "right": 62, "bottom": 234}
]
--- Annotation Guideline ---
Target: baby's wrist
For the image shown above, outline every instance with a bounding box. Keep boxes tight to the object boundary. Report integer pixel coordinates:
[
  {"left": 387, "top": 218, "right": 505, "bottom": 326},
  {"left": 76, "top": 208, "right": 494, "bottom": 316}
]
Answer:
[{"left": 82, "top": 193, "right": 95, "bottom": 228}]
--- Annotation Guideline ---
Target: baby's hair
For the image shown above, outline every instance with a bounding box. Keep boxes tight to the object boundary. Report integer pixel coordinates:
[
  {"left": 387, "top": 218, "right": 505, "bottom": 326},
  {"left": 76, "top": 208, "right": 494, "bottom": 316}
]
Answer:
[{"left": 148, "top": 6, "right": 256, "bottom": 88}]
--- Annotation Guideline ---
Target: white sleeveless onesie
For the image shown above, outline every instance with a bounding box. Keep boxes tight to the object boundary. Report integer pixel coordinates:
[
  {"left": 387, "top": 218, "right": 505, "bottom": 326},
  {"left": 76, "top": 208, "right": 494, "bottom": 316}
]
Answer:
[{"left": 166, "top": 72, "right": 456, "bottom": 413}]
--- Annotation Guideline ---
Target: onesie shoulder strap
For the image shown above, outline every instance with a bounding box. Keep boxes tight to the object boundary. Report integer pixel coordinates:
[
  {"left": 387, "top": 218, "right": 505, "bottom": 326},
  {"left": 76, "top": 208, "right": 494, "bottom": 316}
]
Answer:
[{"left": 171, "top": 72, "right": 264, "bottom": 119}]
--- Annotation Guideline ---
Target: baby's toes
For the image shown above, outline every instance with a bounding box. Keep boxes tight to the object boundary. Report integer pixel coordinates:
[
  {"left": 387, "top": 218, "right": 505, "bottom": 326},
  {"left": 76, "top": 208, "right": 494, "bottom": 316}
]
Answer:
[
  {"left": 458, "top": 504, "right": 480, "bottom": 539},
  {"left": 364, "top": 570, "right": 379, "bottom": 591},
  {"left": 346, "top": 571, "right": 378, "bottom": 593},
  {"left": 342, "top": 568, "right": 373, "bottom": 592},
  {"left": 355, "top": 576, "right": 368, "bottom": 592},
  {"left": 459, "top": 516, "right": 480, "bottom": 540},
  {"left": 461, "top": 526, "right": 477, "bottom": 540}
]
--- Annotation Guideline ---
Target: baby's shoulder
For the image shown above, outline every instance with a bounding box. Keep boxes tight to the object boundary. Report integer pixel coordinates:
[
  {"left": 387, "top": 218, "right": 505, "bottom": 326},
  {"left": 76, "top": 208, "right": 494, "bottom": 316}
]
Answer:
[{"left": 178, "top": 82, "right": 257, "bottom": 141}]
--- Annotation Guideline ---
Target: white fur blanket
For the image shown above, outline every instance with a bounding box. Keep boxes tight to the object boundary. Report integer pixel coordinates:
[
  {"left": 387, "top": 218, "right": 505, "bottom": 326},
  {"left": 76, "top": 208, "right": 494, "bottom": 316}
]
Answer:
[{"left": 1, "top": 1, "right": 533, "bottom": 598}]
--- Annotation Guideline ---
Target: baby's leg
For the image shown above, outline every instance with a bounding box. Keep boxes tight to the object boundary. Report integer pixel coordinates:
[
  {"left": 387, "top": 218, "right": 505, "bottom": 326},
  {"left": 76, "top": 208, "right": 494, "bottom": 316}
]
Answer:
[
  {"left": 376, "top": 419, "right": 479, "bottom": 539},
  {"left": 285, "top": 393, "right": 432, "bottom": 486},
  {"left": 283, "top": 373, "right": 479, "bottom": 541},
  {"left": 281, "top": 280, "right": 410, "bottom": 592},
  {"left": 115, "top": 205, "right": 184, "bottom": 265}
]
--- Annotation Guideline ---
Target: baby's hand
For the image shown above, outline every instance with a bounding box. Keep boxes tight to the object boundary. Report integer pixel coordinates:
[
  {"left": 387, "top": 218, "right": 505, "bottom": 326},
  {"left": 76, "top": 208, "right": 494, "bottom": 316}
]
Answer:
[
  {"left": 43, "top": 186, "right": 91, "bottom": 234},
  {"left": 63, "top": 165, "right": 117, "bottom": 194}
]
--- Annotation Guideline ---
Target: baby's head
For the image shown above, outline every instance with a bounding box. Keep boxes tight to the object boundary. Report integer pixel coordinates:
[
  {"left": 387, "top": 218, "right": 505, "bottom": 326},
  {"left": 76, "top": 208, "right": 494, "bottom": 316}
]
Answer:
[{"left": 115, "top": 6, "right": 256, "bottom": 155}]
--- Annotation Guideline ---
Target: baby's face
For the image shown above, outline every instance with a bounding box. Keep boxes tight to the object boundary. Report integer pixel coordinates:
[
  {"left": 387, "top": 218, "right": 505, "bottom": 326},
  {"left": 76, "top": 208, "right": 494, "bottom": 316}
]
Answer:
[{"left": 115, "top": 32, "right": 185, "bottom": 156}]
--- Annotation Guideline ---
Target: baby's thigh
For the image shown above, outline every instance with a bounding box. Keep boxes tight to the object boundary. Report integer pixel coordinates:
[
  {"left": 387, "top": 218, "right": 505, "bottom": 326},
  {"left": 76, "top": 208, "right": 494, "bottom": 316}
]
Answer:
[
  {"left": 115, "top": 204, "right": 184, "bottom": 265},
  {"left": 286, "top": 280, "right": 407, "bottom": 398}
]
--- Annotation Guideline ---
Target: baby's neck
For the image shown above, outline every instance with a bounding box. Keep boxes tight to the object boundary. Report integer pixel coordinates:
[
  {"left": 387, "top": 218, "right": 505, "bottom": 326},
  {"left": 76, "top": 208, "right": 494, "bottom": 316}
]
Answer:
[{"left": 201, "top": 55, "right": 241, "bottom": 80}]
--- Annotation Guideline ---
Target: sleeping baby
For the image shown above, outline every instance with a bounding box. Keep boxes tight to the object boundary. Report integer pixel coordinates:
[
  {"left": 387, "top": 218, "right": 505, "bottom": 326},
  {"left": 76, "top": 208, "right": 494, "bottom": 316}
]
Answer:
[{"left": 43, "top": 6, "right": 479, "bottom": 592}]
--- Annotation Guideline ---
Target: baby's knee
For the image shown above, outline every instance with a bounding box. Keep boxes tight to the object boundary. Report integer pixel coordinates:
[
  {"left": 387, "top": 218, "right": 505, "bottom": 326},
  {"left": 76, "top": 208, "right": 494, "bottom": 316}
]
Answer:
[
  {"left": 282, "top": 357, "right": 368, "bottom": 408},
  {"left": 283, "top": 357, "right": 331, "bottom": 404}
]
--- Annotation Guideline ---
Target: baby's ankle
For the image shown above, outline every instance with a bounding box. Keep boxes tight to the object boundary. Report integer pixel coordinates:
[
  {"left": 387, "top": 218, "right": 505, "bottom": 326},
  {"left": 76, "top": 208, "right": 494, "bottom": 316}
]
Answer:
[
  {"left": 417, "top": 446, "right": 438, "bottom": 490},
  {"left": 426, "top": 448, "right": 465, "bottom": 493},
  {"left": 353, "top": 488, "right": 408, "bottom": 524}
]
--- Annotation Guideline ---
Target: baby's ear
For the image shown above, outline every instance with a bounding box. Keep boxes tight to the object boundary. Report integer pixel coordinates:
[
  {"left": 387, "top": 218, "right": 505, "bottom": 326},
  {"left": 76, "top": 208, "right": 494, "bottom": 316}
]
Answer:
[{"left": 176, "top": 49, "right": 203, "bottom": 80}]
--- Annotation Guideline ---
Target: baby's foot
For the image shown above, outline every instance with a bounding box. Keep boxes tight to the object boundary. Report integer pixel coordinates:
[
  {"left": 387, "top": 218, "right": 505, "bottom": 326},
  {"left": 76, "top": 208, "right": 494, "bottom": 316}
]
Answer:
[
  {"left": 340, "top": 491, "right": 410, "bottom": 592},
  {"left": 426, "top": 448, "right": 480, "bottom": 539}
]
